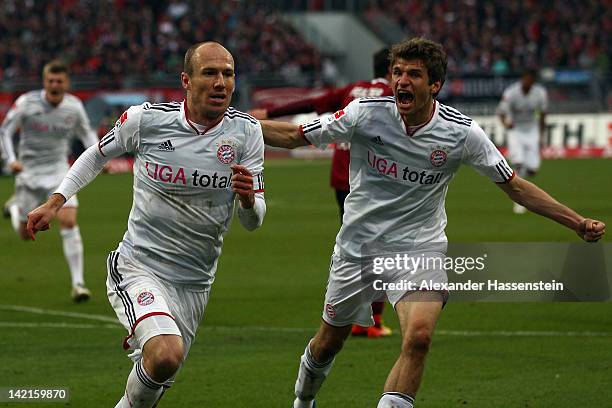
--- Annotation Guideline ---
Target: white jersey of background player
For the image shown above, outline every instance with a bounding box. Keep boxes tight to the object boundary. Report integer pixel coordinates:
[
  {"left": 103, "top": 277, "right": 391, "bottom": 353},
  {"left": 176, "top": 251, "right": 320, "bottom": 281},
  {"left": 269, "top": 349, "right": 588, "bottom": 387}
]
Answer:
[
  {"left": 497, "top": 69, "right": 547, "bottom": 214},
  {"left": 0, "top": 60, "right": 97, "bottom": 302},
  {"left": 260, "top": 38, "right": 604, "bottom": 408},
  {"left": 27, "top": 42, "right": 266, "bottom": 408}
]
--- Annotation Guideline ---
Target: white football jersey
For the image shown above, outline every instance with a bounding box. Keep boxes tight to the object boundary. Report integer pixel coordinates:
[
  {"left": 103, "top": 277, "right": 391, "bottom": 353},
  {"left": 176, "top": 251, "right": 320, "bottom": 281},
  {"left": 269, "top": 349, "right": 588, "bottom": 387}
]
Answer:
[
  {"left": 95, "top": 101, "right": 265, "bottom": 285},
  {"left": 301, "top": 97, "right": 514, "bottom": 260},
  {"left": 0, "top": 90, "right": 98, "bottom": 189},
  {"left": 497, "top": 82, "right": 548, "bottom": 129}
]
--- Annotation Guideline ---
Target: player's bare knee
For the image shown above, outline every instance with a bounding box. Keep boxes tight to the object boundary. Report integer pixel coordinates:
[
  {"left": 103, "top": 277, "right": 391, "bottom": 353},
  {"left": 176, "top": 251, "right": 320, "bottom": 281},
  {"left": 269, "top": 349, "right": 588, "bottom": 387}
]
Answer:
[
  {"left": 59, "top": 219, "right": 77, "bottom": 229},
  {"left": 152, "top": 351, "right": 183, "bottom": 381},
  {"left": 57, "top": 208, "right": 77, "bottom": 229},
  {"left": 402, "top": 326, "right": 433, "bottom": 356},
  {"left": 145, "top": 336, "right": 184, "bottom": 382}
]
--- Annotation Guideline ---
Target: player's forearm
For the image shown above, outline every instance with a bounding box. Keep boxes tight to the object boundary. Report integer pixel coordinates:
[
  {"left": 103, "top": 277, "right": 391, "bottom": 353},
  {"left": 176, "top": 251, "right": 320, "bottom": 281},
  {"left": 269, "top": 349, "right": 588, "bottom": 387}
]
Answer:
[
  {"left": 81, "top": 129, "right": 99, "bottom": 149},
  {"left": 539, "top": 114, "right": 546, "bottom": 138},
  {"left": 55, "top": 144, "right": 111, "bottom": 200},
  {"left": 504, "top": 177, "right": 583, "bottom": 230},
  {"left": 0, "top": 128, "right": 17, "bottom": 163},
  {"left": 499, "top": 114, "right": 511, "bottom": 129},
  {"left": 46, "top": 193, "right": 68, "bottom": 211},
  {"left": 237, "top": 193, "right": 266, "bottom": 231},
  {"left": 260, "top": 120, "right": 308, "bottom": 149}
]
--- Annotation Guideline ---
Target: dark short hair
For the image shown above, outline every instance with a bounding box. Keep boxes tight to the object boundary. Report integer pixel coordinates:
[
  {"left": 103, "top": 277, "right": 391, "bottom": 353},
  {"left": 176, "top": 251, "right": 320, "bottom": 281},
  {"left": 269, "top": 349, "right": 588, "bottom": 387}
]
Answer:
[
  {"left": 390, "top": 38, "right": 447, "bottom": 91},
  {"left": 522, "top": 68, "right": 538, "bottom": 78},
  {"left": 373, "top": 47, "right": 390, "bottom": 78},
  {"left": 42, "top": 60, "right": 69, "bottom": 77},
  {"left": 183, "top": 42, "right": 207, "bottom": 76}
]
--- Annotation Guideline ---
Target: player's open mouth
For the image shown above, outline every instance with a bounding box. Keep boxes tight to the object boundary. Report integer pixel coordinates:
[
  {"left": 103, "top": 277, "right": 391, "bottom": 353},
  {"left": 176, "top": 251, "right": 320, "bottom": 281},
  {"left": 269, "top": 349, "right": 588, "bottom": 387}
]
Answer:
[{"left": 397, "top": 90, "right": 414, "bottom": 105}]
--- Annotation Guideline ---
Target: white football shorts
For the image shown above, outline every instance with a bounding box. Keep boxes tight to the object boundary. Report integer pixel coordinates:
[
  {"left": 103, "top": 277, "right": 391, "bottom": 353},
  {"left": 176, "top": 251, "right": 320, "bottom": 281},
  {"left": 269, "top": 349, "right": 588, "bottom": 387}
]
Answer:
[
  {"left": 507, "top": 126, "right": 541, "bottom": 171},
  {"left": 15, "top": 183, "right": 78, "bottom": 222},
  {"left": 322, "top": 251, "right": 448, "bottom": 327},
  {"left": 106, "top": 250, "right": 209, "bottom": 357}
]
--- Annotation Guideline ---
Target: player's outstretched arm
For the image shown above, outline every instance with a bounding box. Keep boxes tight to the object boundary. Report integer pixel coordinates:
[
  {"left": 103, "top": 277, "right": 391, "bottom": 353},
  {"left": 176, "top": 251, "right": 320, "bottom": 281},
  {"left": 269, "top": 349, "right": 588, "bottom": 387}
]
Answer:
[
  {"left": 260, "top": 120, "right": 309, "bottom": 149},
  {"left": 497, "top": 176, "right": 605, "bottom": 242},
  {"left": 26, "top": 193, "right": 66, "bottom": 240}
]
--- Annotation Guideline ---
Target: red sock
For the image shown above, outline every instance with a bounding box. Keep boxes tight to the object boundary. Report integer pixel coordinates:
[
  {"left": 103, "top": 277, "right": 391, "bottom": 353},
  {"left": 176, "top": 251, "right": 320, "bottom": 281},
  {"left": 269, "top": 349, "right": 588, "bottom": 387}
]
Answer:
[
  {"left": 371, "top": 302, "right": 384, "bottom": 315},
  {"left": 372, "top": 302, "right": 384, "bottom": 328}
]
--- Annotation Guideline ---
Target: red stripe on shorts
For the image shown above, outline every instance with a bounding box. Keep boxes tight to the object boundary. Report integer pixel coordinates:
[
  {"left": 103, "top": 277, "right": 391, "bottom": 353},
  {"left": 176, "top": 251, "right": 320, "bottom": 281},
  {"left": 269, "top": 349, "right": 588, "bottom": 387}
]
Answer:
[{"left": 122, "top": 311, "right": 175, "bottom": 350}]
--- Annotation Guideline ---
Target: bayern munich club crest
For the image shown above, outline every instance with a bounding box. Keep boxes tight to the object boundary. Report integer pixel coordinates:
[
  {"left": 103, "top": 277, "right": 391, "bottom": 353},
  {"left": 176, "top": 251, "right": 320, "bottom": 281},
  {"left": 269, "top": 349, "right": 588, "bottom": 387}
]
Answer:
[
  {"left": 137, "top": 291, "right": 155, "bottom": 306},
  {"left": 325, "top": 303, "right": 336, "bottom": 319},
  {"left": 216, "top": 144, "right": 236, "bottom": 164},
  {"left": 429, "top": 146, "right": 448, "bottom": 167}
]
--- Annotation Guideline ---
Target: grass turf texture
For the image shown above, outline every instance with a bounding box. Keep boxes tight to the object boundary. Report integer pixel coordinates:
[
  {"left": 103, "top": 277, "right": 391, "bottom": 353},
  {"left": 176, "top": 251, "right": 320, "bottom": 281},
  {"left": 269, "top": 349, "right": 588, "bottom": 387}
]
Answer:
[{"left": 0, "top": 159, "right": 610, "bottom": 407}]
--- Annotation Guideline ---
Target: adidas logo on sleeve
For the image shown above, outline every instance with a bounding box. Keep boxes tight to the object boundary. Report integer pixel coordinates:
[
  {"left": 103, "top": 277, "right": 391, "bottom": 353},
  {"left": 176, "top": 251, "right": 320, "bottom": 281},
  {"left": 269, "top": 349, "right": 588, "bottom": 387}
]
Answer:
[{"left": 157, "top": 140, "right": 175, "bottom": 151}]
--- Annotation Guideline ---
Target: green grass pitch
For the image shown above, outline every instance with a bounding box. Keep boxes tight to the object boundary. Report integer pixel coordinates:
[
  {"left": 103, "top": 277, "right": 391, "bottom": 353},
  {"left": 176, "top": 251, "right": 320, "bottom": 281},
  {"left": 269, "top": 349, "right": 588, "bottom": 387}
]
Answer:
[{"left": 0, "top": 159, "right": 610, "bottom": 407}]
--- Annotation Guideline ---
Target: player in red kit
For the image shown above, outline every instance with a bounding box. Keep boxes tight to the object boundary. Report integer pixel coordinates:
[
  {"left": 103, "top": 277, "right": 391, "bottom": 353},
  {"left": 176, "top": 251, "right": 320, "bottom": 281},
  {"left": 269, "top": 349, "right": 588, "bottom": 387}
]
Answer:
[{"left": 250, "top": 48, "right": 393, "bottom": 338}]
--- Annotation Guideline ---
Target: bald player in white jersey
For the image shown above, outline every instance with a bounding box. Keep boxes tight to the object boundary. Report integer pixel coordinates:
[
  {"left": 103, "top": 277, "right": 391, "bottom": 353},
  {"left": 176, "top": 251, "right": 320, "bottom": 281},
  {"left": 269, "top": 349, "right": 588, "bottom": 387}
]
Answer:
[
  {"left": 497, "top": 69, "right": 548, "bottom": 214},
  {"left": 0, "top": 60, "right": 98, "bottom": 302},
  {"left": 261, "top": 38, "right": 605, "bottom": 408},
  {"left": 27, "top": 42, "right": 266, "bottom": 408}
]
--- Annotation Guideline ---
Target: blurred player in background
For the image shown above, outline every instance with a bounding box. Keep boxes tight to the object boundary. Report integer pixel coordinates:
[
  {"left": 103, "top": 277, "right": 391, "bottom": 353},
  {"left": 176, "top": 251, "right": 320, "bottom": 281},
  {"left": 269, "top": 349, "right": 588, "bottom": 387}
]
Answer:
[
  {"left": 250, "top": 48, "right": 393, "bottom": 338},
  {"left": 27, "top": 42, "right": 265, "bottom": 408},
  {"left": 260, "top": 37, "right": 605, "bottom": 408},
  {"left": 0, "top": 60, "right": 98, "bottom": 302},
  {"left": 497, "top": 68, "right": 548, "bottom": 214}
]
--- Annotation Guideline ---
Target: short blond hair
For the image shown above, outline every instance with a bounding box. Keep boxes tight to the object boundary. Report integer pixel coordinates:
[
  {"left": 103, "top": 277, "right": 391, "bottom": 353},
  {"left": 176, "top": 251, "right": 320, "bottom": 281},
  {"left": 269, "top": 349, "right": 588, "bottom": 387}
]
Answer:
[{"left": 42, "top": 60, "right": 69, "bottom": 77}]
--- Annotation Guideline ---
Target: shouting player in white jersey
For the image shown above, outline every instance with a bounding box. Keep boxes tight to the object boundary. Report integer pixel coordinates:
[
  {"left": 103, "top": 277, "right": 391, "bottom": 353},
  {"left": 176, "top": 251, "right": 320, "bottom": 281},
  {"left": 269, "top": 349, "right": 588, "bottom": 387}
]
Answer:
[
  {"left": 0, "top": 60, "right": 98, "bottom": 302},
  {"left": 261, "top": 38, "right": 605, "bottom": 408},
  {"left": 27, "top": 42, "right": 266, "bottom": 408},
  {"left": 497, "top": 69, "right": 548, "bottom": 214}
]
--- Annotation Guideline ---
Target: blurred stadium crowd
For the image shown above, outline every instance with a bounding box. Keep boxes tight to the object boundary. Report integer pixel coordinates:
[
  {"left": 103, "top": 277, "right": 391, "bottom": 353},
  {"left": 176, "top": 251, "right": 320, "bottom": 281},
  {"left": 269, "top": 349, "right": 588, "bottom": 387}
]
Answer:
[
  {"left": 0, "top": 0, "right": 322, "bottom": 87},
  {"left": 0, "top": 0, "right": 609, "bottom": 87},
  {"left": 364, "top": 0, "right": 610, "bottom": 75}
]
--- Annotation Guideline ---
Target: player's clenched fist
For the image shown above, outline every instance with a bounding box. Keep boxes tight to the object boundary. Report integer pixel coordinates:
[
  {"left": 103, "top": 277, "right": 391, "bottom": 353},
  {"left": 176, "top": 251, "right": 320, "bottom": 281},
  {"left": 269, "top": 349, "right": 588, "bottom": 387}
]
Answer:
[
  {"left": 230, "top": 164, "right": 254, "bottom": 209},
  {"left": 26, "top": 193, "right": 66, "bottom": 240},
  {"left": 9, "top": 160, "right": 23, "bottom": 173},
  {"left": 576, "top": 218, "right": 606, "bottom": 242}
]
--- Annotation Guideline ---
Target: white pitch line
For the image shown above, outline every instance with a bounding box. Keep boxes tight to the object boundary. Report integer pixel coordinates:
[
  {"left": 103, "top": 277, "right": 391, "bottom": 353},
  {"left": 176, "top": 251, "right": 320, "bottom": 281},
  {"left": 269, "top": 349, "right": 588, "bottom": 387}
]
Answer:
[
  {"left": 0, "top": 321, "right": 120, "bottom": 330},
  {"left": 436, "top": 329, "right": 612, "bottom": 337},
  {"left": 0, "top": 304, "right": 119, "bottom": 324},
  {"left": 2, "top": 305, "right": 611, "bottom": 337},
  {"left": 3, "top": 322, "right": 611, "bottom": 337}
]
